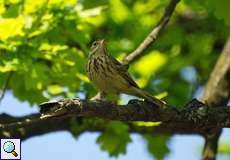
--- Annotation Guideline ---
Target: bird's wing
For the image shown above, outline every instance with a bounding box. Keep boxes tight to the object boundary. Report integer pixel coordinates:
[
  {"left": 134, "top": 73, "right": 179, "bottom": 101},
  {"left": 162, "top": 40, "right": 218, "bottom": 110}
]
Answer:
[{"left": 109, "top": 55, "right": 140, "bottom": 88}]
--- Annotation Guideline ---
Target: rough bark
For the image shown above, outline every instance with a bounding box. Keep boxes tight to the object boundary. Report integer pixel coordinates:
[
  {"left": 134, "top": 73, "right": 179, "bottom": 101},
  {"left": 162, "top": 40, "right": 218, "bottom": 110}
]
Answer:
[
  {"left": 1, "top": 99, "right": 230, "bottom": 141},
  {"left": 0, "top": 112, "right": 199, "bottom": 141}
]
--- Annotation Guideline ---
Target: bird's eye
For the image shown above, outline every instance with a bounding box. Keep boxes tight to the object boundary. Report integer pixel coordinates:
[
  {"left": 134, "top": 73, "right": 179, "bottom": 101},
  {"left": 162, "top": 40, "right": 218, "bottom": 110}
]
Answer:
[{"left": 93, "top": 42, "right": 97, "bottom": 46}]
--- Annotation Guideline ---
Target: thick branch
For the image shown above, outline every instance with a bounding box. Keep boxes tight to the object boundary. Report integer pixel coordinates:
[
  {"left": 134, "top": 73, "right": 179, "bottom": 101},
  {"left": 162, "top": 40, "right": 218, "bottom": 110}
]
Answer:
[
  {"left": 0, "top": 112, "right": 199, "bottom": 141},
  {"left": 0, "top": 113, "right": 70, "bottom": 140},
  {"left": 1, "top": 99, "right": 230, "bottom": 140},
  {"left": 201, "top": 36, "right": 230, "bottom": 160},
  {"left": 122, "top": 0, "right": 180, "bottom": 65}
]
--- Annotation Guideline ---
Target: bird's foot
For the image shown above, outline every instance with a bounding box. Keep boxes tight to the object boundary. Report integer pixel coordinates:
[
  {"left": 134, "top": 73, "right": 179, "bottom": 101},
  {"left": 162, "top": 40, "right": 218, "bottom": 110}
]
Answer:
[{"left": 90, "top": 92, "right": 106, "bottom": 102}]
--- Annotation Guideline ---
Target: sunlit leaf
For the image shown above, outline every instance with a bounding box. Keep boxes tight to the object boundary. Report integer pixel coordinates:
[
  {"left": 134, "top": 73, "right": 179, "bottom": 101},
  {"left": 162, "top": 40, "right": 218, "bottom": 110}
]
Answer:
[
  {"left": 47, "top": 84, "right": 63, "bottom": 95},
  {"left": 24, "top": 0, "right": 47, "bottom": 14},
  {"left": 76, "top": 72, "right": 89, "bottom": 83},
  {"left": 134, "top": 121, "right": 161, "bottom": 127},
  {"left": 7, "top": 0, "right": 21, "bottom": 4},
  {"left": 0, "top": 59, "right": 19, "bottom": 72},
  {"left": 0, "top": 17, "right": 24, "bottom": 40},
  {"left": 219, "top": 144, "right": 230, "bottom": 153},
  {"left": 48, "top": 0, "right": 77, "bottom": 6},
  {"left": 155, "top": 91, "right": 168, "bottom": 99},
  {"left": 133, "top": 0, "right": 160, "bottom": 15},
  {"left": 134, "top": 51, "right": 167, "bottom": 87},
  {"left": 109, "top": 0, "right": 131, "bottom": 23},
  {"left": 78, "top": 6, "right": 107, "bottom": 26},
  {"left": 0, "top": 3, "right": 5, "bottom": 14},
  {"left": 39, "top": 43, "right": 68, "bottom": 53},
  {"left": 79, "top": 6, "right": 107, "bottom": 17}
]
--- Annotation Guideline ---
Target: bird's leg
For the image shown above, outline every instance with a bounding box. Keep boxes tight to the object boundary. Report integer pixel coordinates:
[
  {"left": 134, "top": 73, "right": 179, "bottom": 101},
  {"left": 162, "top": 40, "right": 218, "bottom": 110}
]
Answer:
[{"left": 90, "top": 92, "right": 106, "bottom": 101}]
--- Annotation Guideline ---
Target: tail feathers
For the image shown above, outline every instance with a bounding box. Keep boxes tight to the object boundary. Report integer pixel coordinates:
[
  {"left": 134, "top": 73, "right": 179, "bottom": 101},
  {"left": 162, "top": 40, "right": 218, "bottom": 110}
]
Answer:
[{"left": 130, "top": 87, "right": 166, "bottom": 107}]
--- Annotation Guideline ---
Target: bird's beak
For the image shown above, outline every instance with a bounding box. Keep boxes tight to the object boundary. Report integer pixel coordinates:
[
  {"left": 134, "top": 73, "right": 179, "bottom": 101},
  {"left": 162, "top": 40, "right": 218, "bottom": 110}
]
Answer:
[{"left": 100, "top": 39, "right": 105, "bottom": 45}]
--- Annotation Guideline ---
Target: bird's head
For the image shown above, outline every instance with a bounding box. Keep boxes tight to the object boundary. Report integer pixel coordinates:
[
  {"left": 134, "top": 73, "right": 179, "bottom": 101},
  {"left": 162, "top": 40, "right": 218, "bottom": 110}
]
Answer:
[{"left": 90, "top": 39, "right": 107, "bottom": 56}]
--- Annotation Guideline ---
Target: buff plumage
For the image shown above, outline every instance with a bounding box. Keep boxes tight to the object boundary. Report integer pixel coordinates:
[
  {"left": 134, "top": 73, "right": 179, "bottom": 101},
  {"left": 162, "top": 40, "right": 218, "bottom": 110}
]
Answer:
[{"left": 87, "top": 39, "right": 165, "bottom": 106}]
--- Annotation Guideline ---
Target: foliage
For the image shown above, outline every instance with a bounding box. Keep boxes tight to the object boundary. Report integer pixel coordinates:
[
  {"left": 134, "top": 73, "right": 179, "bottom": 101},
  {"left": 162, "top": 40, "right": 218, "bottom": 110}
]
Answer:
[
  {"left": 96, "top": 121, "right": 131, "bottom": 157},
  {"left": 144, "top": 134, "right": 170, "bottom": 160},
  {"left": 219, "top": 144, "right": 230, "bottom": 154},
  {"left": 0, "top": 0, "right": 230, "bottom": 158}
]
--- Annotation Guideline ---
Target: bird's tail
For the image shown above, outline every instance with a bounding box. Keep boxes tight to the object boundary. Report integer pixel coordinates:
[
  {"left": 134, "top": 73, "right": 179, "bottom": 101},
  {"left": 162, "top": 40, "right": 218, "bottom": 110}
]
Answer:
[{"left": 130, "top": 87, "right": 166, "bottom": 107}]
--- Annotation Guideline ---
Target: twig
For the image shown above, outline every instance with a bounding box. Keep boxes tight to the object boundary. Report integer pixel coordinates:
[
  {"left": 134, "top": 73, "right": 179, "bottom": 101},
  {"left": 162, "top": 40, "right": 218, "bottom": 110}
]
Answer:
[
  {"left": 0, "top": 72, "right": 12, "bottom": 105},
  {"left": 122, "top": 0, "right": 181, "bottom": 65}
]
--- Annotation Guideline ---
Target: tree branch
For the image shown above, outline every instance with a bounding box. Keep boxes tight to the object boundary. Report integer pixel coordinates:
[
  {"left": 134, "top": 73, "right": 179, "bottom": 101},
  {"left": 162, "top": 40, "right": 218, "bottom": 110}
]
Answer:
[
  {"left": 0, "top": 112, "right": 199, "bottom": 141},
  {"left": 201, "top": 36, "right": 230, "bottom": 160},
  {"left": 201, "top": 37, "right": 230, "bottom": 106},
  {"left": 0, "top": 113, "right": 70, "bottom": 140},
  {"left": 122, "top": 0, "right": 180, "bottom": 65},
  {"left": 1, "top": 98, "right": 230, "bottom": 141}
]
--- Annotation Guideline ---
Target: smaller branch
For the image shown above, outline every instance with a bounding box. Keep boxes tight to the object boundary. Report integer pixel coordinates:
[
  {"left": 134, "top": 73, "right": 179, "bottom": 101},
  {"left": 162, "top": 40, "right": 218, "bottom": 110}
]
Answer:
[
  {"left": 201, "top": 36, "right": 230, "bottom": 106},
  {"left": 122, "top": 0, "right": 180, "bottom": 65},
  {"left": 0, "top": 72, "right": 12, "bottom": 105}
]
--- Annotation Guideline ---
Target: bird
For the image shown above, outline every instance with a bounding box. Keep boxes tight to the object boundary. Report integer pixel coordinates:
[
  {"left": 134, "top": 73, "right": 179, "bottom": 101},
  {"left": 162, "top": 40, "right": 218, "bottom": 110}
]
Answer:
[{"left": 86, "top": 39, "right": 166, "bottom": 107}]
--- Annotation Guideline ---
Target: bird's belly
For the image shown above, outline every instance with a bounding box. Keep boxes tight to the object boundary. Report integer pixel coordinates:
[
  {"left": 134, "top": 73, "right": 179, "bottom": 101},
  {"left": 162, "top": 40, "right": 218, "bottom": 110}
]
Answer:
[
  {"left": 91, "top": 73, "right": 117, "bottom": 93},
  {"left": 90, "top": 71, "right": 129, "bottom": 94}
]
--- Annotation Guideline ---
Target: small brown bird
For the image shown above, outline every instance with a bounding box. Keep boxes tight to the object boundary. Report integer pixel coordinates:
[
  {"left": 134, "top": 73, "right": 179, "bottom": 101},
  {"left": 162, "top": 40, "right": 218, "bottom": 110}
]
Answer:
[{"left": 86, "top": 39, "right": 166, "bottom": 107}]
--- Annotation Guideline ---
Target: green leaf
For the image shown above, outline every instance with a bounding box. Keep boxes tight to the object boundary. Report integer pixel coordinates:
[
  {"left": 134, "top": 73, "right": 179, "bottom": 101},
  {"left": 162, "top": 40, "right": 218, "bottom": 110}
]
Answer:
[
  {"left": 134, "top": 121, "right": 161, "bottom": 127},
  {"left": 0, "top": 17, "right": 24, "bottom": 40},
  {"left": 144, "top": 134, "right": 170, "bottom": 160},
  {"left": 109, "top": 0, "right": 131, "bottom": 23},
  {"left": 133, "top": 51, "right": 167, "bottom": 87},
  {"left": 2, "top": 4, "right": 20, "bottom": 18},
  {"left": 79, "top": 6, "right": 107, "bottom": 18},
  {"left": 205, "top": 0, "right": 230, "bottom": 25},
  {"left": 69, "top": 117, "right": 83, "bottom": 138},
  {"left": 219, "top": 144, "right": 230, "bottom": 154},
  {"left": 75, "top": 72, "right": 89, "bottom": 83},
  {"left": 10, "top": 72, "right": 47, "bottom": 104},
  {"left": 96, "top": 121, "right": 131, "bottom": 157},
  {"left": 187, "top": 33, "right": 214, "bottom": 56},
  {"left": 24, "top": 0, "right": 47, "bottom": 14},
  {"left": 47, "top": 84, "right": 63, "bottom": 95},
  {"left": 0, "top": 58, "right": 19, "bottom": 72}
]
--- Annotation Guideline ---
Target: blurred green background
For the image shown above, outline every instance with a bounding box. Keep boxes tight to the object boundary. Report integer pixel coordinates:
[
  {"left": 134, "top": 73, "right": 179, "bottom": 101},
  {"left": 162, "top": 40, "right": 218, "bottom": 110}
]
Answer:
[{"left": 0, "top": 0, "right": 230, "bottom": 159}]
